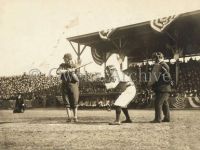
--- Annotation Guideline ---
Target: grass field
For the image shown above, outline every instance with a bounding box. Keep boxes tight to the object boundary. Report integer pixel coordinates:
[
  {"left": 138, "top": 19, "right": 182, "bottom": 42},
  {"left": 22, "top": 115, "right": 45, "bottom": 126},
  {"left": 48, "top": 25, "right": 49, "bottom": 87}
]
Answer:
[{"left": 0, "top": 109, "right": 200, "bottom": 150}]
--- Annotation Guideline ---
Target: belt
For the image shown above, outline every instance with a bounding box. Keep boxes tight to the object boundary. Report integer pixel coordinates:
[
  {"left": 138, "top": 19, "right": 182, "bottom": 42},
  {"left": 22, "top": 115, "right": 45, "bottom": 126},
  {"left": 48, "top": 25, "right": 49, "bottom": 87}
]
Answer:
[{"left": 126, "top": 81, "right": 134, "bottom": 87}]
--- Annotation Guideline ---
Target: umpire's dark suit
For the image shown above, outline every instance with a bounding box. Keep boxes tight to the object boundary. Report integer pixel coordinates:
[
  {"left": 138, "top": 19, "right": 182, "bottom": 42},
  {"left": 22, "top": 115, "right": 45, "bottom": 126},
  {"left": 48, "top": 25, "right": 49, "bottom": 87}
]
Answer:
[{"left": 149, "top": 61, "right": 171, "bottom": 122}]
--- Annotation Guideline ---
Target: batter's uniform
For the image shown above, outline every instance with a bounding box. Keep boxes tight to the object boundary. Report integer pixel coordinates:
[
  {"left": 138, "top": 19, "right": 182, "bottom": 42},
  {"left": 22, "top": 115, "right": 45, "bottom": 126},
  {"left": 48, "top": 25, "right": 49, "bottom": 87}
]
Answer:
[
  {"left": 105, "top": 69, "right": 136, "bottom": 108},
  {"left": 58, "top": 63, "right": 79, "bottom": 109},
  {"left": 114, "top": 82, "right": 136, "bottom": 108}
]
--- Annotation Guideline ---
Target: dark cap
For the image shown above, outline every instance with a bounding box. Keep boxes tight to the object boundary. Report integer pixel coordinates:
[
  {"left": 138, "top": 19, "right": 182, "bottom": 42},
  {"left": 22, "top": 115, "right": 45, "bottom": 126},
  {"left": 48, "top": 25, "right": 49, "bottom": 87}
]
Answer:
[
  {"left": 106, "top": 65, "right": 116, "bottom": 70},
  {"left": 105, "top": 65, "right": 116, "bottom": 71}
]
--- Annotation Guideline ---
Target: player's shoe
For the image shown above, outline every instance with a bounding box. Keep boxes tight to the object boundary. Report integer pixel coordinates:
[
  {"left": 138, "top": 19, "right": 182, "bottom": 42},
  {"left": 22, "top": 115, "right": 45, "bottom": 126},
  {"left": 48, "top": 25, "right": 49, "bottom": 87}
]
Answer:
[
  {"left": 149, "top": 120, "right": 161, "bottom": 123},
  {"left": 74, "top": 118, "right": 78, "bottom": 123},
  {"left": 121, "top": 119, "right": 133, "bottom": 123},
  {"left": 66, "top": 118, "right": 73, "bottom": 123},
  {"left": 109, "top": 121, "right": 121, "bottom": 125},
  {"left": 162, "top": 119, "right": 170, "bottom": 122}
]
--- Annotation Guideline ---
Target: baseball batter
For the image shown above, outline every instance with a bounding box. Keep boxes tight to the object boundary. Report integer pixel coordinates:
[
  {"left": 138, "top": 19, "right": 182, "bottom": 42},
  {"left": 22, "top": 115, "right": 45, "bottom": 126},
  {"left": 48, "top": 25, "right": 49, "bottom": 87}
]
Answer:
[{"left": 105, "top": 64, "right": 136, "bottom": 125}]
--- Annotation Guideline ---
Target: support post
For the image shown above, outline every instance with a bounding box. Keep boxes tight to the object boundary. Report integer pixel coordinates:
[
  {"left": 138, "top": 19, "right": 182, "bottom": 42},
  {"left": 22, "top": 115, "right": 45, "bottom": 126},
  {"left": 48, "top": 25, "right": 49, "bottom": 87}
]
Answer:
[
  {"left": 104, "top": 52, "right": 107, "bottom": 77},
  {"left": 68, "top": 41, "right": 88, "bottom": 73},
  {"left": 175, "top": 60, "right": 179, "bottom": 86},
  {"left": 77, "top": 43, "right": 80, "bottom": 63},
  {"left": 119, "top": 38, "right": 123, "bottom": 70},
  {"left": 77, "top": 43, "right": 81, "bottom": 72},
  {"left": 69, "top": 41, "right": 78, "bottom": 55}
]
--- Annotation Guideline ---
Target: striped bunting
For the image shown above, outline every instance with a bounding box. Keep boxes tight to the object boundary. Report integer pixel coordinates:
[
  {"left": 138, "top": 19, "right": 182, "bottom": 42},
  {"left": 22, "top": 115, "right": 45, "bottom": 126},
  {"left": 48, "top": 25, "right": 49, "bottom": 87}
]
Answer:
[
  {"left": 99, "top": 28, "right": 117, "bottom": 40},
  {"left": 91, "top": 48, "right": 111, "bottom": 65},
  {"left": 150, "top": 15, "right": 179, "bottom": 32}
]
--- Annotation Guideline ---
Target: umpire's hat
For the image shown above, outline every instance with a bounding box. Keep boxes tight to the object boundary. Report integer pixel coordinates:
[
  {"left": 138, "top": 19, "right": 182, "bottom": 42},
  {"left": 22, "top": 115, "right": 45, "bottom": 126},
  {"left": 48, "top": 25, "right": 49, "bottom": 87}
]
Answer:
[{"left": 152, "top": 52, "right": 164, "bottom": 60}]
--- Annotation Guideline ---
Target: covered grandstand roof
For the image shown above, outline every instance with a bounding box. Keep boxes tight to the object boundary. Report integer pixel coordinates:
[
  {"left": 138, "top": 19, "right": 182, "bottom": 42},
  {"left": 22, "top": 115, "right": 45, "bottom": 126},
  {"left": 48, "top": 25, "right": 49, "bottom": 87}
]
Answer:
[{"left": 67, "top": 10, "right": 200, "bottom": 62}]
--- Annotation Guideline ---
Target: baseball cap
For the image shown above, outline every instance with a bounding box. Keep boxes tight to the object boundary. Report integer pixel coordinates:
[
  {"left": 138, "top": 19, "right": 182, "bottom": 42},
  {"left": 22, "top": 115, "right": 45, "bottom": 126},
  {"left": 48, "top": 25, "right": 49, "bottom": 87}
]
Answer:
[{"left": 63, "top": 53, "right": 72, "bottom": 60}]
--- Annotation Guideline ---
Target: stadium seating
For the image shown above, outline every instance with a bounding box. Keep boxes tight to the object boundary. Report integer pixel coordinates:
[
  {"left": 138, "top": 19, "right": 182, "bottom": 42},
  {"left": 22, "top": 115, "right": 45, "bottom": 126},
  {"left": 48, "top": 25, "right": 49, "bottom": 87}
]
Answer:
[{"left": 0, "top": 59, "right": 200, "bottom": 109}]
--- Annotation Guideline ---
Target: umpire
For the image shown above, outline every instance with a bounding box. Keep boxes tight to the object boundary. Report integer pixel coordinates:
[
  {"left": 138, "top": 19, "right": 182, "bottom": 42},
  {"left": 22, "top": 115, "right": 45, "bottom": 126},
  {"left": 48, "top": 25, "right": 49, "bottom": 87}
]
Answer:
[
  {"left": 57, "top": 53, "right": 79, "bottom": 122},
  {"left": 148, "top": 52, "right": 171, "bottom": 123}
]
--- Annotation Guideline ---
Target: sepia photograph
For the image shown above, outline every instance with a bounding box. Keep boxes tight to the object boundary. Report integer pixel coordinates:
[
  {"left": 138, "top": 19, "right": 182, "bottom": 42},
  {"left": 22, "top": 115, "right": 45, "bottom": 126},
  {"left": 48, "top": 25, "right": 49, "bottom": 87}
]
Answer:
[{"left": 0, "top": 0, "right": 200, "bottom": 149}]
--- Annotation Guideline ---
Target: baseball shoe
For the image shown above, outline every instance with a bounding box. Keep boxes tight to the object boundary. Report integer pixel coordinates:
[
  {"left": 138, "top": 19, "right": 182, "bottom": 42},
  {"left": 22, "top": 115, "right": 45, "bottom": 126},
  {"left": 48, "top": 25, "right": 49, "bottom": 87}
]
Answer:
[
  {"left": 162, "top": 119, "right": 170, "bottom": 122},
  {"left": 109, "top": 121, "right": 121, "bottom": 125},
  {"left": 121, "top": 119, "right": 133, "bottom": 123},
  {"left": 150, "top": 120, "right": 161, "bottom": 123},
  {"left": 74, "top": 118, "right": 78, "bottom": 123},
  {"left": 66, "top": 118, "right": 73, "bottom": 123}
]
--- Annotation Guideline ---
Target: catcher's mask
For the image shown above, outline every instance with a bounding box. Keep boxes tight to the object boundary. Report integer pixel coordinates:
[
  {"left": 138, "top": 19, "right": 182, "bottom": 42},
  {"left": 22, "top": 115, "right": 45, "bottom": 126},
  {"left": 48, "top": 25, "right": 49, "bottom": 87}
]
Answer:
[{"left": 105, "top": 65, "right": 117, "bottom": 76}]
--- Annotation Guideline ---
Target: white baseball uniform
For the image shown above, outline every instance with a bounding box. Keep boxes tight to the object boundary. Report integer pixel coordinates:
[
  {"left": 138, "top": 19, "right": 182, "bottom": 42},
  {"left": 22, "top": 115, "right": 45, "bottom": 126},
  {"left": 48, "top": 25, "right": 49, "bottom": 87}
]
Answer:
[{"left": 105, "top": 68, "right": 136, "bottom": 108}]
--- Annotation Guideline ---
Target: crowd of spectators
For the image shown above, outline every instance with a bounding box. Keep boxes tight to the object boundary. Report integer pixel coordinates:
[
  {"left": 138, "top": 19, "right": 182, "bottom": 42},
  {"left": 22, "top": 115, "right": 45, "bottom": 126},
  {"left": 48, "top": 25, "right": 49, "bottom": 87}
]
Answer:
[
  {"left": 0, "top": 72, "right": 114, "bottom": 98},
  {"left": 129, "top": 58, "right": 200, "bottom": 96},
  {"left": 177, "top": 58, "right": 200, "bottom": 96},
  {"left": 0, "top": 58, "right": 200, "bottom": 108},
  {"left": 0, "top": 73, "right": 60, "bottom": 100}
]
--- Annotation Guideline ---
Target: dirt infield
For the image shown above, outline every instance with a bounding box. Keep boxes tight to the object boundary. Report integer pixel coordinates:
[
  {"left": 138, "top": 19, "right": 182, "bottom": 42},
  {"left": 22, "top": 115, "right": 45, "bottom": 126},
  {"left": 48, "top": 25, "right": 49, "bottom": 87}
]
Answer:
[{"left": 0, "top": 109, "right": 200, "bottom": 150}]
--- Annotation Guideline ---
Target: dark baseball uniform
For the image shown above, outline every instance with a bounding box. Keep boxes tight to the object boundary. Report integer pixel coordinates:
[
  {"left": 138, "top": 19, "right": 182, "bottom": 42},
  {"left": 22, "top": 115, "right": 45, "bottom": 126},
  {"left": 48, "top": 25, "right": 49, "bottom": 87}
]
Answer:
[{"left": 58, "top": 63, "right": 79, "bottom": 109}]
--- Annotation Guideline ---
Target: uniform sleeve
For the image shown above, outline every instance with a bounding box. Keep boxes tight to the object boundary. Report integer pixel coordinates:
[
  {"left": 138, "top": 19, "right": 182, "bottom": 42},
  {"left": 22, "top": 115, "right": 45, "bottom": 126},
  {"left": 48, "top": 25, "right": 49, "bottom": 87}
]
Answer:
[
  {"left": 56, "top": 64, "right": 65, "bottom": 75},
  {"left": 58, "top": 63, "right": 64, "bottom": 69}
]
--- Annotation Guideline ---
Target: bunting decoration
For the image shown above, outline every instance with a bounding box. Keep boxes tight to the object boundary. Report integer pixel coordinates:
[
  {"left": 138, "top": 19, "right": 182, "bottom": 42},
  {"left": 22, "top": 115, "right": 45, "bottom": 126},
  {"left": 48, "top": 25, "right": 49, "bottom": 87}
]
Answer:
[
  {"left": 150, "top": 15, "right": 179, "bottom": 32},
  {"left": 99, "top": 28, "right": 117, "bottom": 40},
  {"left": 91, "top": 48, "right": 111, "bottom": 65}
]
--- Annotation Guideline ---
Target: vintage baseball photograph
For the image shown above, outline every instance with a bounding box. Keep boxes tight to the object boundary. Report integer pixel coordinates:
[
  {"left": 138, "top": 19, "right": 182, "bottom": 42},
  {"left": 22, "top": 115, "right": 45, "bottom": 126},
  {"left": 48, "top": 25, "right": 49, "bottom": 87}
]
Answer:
[{"left": 0, "top": 0, "right": 200, "bottom": 149}]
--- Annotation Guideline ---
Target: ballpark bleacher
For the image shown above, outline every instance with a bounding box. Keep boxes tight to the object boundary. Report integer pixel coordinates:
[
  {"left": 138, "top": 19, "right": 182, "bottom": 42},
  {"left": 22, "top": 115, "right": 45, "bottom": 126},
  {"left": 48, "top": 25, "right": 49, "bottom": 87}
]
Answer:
[{"left": 0, "top": 59, "right": 200, "bottom": 109}]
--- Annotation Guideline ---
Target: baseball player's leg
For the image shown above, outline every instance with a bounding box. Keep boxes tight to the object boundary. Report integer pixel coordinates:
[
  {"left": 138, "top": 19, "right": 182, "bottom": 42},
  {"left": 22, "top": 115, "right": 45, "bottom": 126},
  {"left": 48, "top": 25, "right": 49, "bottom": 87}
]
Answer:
[
  {"left": 72, "top": 107, "right": 78, "bottom": 122},
  {"left": 114, "top": 85, "right": 136, "bottom": 108},
  {"left": 109, "top": 106, "right": 122, "bottom": 125},
  {"left": 109, "top": 86, "right": 135, "bottom": 125},
  {"left": 115, "top": 86, "right": 135, "bottom": 123},
  {"left": 121, "top": 108, "right": 132, "bottom": 123},
  {"left": 62, "top": 90, "right": 72, "bottom": 122},
  {"left": 66, "top": 107, "right": 72, "bottom": 122},
  {"left": 69, "top": 83, "right": 79, "bottom": 122}
]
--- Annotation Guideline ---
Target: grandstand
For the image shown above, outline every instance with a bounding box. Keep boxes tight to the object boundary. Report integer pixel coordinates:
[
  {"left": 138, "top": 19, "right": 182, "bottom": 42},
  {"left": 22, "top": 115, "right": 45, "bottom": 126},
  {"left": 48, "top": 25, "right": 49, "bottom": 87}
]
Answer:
[
  {"left": 1, "top": 59, "right": 200, "bottom": 109},
  {"left": 1, "top": 10, "right": 200, "bottom": 109},
  {"left": 66, "top": 10, "right": 200, "bottom": 109},
  {"left": 0, "top": 73, "right": 120, "bottom": 109}
]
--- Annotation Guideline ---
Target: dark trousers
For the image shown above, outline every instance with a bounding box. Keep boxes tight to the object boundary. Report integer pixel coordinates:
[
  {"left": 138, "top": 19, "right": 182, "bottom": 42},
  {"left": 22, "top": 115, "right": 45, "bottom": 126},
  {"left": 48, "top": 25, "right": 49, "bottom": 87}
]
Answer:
[
  {"left": 61, "top": 82, "right": 79, "bottom": 109},
  {"left": 154, "top": 92, "right": 170, "bottom": 121}
]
